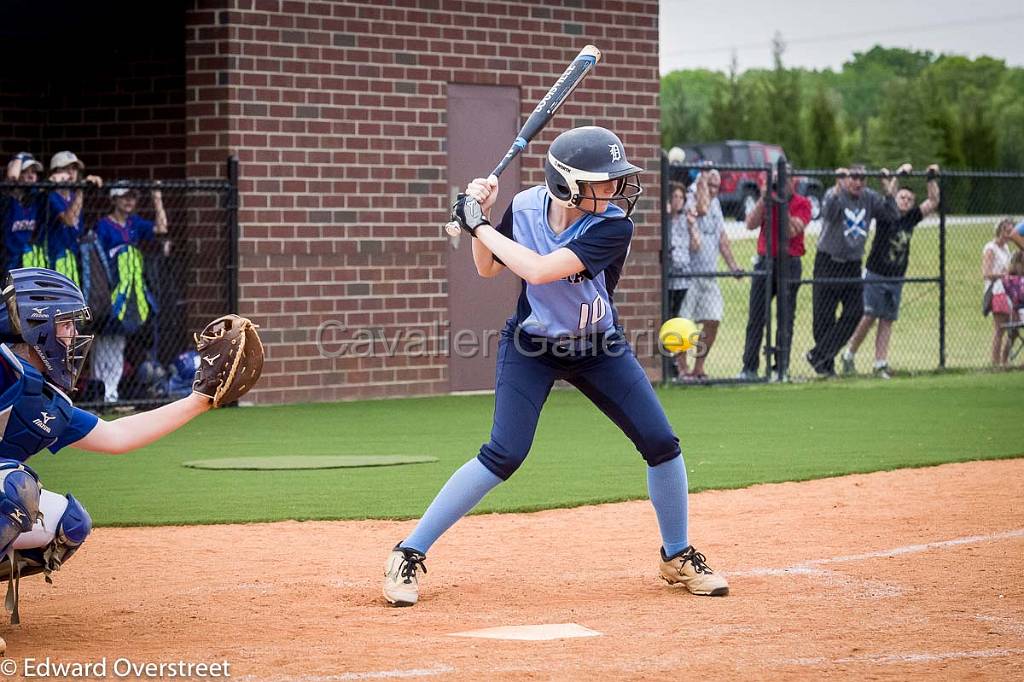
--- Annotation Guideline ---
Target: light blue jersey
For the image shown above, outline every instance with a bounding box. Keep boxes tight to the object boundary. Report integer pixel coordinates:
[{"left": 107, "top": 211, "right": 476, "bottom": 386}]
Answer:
[{"left": 496, "top": 186, "right": 633, "bottom": 338}]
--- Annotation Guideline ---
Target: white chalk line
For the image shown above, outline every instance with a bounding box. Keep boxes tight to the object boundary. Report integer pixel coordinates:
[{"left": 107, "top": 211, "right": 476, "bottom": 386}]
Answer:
[
  {"left": 782, "top": 648, "right": 1024, "bottom": 666},
  {"left": 976, "top": 615, "right": 1024, "bottom": 638},
  {"left": 235, "top": 664, "right": 455, "bottom": 682},
  {"left": 731, "top": 528, "right": 1024, "bottom": 578},
  {"left": 225, "top": 530, "right": 1024, "bottom": 680},
  {"left": 773, "top": 567, "right": 905, "bottom": 597}
]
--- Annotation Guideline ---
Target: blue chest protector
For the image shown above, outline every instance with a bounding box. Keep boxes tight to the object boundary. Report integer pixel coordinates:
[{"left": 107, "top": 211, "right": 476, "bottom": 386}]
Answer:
[{"left": 0, "top": 345, "right": 75, "bottom": 462}]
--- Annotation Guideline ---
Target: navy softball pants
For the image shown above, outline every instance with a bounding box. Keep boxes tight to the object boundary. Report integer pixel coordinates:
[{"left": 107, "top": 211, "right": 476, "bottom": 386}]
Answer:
[{"left": 477, "top": 328, "right": 681, "bottom": 480}]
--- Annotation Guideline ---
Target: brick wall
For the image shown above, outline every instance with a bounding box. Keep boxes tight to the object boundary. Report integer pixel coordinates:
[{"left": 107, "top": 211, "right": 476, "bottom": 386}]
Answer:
[
  {"left": 0, "top": 3, "right": 186, "bottom": 180},
  {"left": 185, "top": 0, "right": 661, "bottom": 404},
  {"left": 186, "top": 0, "right": 663, "bottom": 404}
]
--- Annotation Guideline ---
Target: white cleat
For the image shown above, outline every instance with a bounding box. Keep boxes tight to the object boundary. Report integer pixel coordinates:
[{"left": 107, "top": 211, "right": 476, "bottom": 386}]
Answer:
[
  {"left": 383, "top": 544, "right": 427, "bottom": 607},
  {"left": 660, "top": 545, "right": 729, "bottom": 596}
]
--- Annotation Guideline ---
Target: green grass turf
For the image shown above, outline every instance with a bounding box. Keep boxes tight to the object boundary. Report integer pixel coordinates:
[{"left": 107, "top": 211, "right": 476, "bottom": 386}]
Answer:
[
  {"left": 29, "top": 371, "right": 1022, "bottom": 527},
  {"left": 694, "top": 218, "right": 1009, "bottom": 379}
]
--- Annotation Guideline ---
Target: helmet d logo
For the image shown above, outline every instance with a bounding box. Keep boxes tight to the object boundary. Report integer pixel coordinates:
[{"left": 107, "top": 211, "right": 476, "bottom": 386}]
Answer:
[{"left": 608, "top": 144, "right": 621, "bottom": 162}]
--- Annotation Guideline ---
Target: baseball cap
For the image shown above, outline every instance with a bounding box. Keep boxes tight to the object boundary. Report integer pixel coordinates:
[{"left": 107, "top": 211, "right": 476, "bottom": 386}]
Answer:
[
  {"left": 13, "top": 153, "right": 43, "bottom": 173},
  {"left": 109, "top": 181, "right": 137, "bottom": 198},
  {"left": 49, "top": 150, "right": 84, "bottom": 171}
]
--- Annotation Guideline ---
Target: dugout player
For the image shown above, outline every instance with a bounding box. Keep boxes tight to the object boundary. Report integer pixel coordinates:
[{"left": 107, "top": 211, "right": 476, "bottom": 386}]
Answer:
[
  {"left": 2, "top": 153, "right": 46, "bottom": 271},
  {"left": 383, "top": 126, "right": 729, "bottom": 607},
  {"left": 0, "top": 267, "right": 258, "bottom": 623}
]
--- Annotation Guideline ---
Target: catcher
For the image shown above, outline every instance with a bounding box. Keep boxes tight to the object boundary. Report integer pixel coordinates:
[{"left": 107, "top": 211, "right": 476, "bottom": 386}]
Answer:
[{"left": 0, "top": 267, "right": 263, "bottom": 622}]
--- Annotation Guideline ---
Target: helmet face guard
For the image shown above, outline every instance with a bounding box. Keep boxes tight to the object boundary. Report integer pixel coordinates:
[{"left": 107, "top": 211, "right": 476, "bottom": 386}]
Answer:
[
  {"left": 574, "top": 175, "right": 643, "bottom": 218},
  {"left": 48, "top": 308, "right": 94, "bottom": 391},
  {"left": 544, "top": 126, "right": 645, "bottom": 218},
  {"left": 2, "top": 268, "right": 94, "bottom": 392}
]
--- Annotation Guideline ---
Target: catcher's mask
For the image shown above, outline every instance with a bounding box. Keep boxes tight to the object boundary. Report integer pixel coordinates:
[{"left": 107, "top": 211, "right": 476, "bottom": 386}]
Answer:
[
  {"left": 0, "top": 268, "right": 94, "bottom": 392},
  {"left": 544, "top": 126, "right": 644, "bottom": 218}
]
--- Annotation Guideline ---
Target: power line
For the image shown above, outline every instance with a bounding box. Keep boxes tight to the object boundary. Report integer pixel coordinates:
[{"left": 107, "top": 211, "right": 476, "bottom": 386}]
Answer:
[{"left": 662, "top": 12, "right": 1024, "bottom": 57}]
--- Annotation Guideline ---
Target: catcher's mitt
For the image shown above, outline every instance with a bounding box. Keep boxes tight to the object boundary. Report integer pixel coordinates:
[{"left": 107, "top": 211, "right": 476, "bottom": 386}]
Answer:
[{"left": 192, "top": 314, "right": 264, "bottom": 407}]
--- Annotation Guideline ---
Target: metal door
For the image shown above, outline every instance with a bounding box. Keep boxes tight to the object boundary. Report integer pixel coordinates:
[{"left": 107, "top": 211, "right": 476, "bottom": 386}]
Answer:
[{"left": 446, "top": 84, "right": 521, "bottom": 392}]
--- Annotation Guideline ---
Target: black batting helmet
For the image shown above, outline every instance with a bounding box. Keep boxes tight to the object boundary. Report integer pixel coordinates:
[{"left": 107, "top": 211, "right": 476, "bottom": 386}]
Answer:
[{"left": 544, "top": 126, "right": 644, "bottom": 217}]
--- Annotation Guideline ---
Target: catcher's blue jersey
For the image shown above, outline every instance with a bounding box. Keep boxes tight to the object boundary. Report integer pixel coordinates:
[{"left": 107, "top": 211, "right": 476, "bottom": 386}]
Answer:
[
  {"left": 495, "top": 186, "right": 633, "bottom": 338},
  {"left": 0, "top": 344, "right": 98, "bottom": 461}
]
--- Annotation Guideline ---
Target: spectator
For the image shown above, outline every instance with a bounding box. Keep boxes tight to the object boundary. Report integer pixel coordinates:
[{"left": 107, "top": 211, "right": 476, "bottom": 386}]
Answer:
[
  {"left": 738, "top": 166, "right": 811, "bottom": 382},
  {"left": 42, "top": 151, "right": 102, "bottom": 286},
  {"left": 983, "top": 218, "right": 1014, "bottom": 366},
  {"left": 92, "top": 181, "right": 168, "bottom": 403},
  {"left": 2, "top": 153, "right": 45, "bottom": 272},
  {"left": 1012, "top": 219, "right": 1024, "bottom": 251},
  {"left": 806, "top": 164, "right": 898, "bottom": 376},
  {"left": 842, "top": 165, "right": 940, "bottom": 379},
  {"left": 1003, "top": 251, "right": 1024, "bottom": 362},
  {"left": 677, "top": 169, "right": 742, "bottom": 382},
  {"left": 667, "top": 182, "right": 697, "bottom": 379}
]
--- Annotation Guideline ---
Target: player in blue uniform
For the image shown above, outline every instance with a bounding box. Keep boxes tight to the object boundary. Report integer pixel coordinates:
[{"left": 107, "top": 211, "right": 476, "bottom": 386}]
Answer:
[
  {"left": 2, "top": 153, "right": 46, "bottom": 272},
  {"left": 0, "top": 268, "right": 221, "bottom": 623},
  {"left": 383, "top": 126, "right": 729, "bottom": 606},
  {"left": 35, "top": 152, "right": 101, "bottom": 287}
]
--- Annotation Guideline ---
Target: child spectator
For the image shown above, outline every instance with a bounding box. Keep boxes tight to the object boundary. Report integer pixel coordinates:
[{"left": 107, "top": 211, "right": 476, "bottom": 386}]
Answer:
[
  {"left": 2, "top": 153, "right": 45, "bottom": 271},
  {"left": 92, "top": 181, "right": 168, "bottom": 403},
  {"left": 1002, "top": 251, "right": 1024, "bottom": 363},
  {"left": 41, "top": 151, "right": 102, "bottom": 286},
  {"left": 842, "top": 165, "right": 940, "bottom": 379},
  {"left": 983, "top": 218, "right": 1014, "bottom": 366}
]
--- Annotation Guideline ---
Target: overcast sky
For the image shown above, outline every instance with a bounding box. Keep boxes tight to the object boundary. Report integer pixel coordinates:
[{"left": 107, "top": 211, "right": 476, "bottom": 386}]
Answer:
[{"left": 660, "top": 0, "right": 1024, "bottom": 74}]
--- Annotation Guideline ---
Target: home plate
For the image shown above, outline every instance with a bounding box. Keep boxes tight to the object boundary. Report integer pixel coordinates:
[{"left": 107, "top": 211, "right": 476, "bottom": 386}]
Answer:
[{"left": 448, "top": 623, "right": 602, "bottom": 641}]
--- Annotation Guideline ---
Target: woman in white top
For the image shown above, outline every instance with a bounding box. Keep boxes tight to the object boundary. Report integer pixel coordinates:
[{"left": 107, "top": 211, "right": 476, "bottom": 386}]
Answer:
[{"left": 983, "top": 218, "right": 1014, "bottom": 365}]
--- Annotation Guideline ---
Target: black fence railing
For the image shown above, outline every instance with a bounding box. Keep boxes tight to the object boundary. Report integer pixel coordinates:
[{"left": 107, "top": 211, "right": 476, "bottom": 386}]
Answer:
[
  {"left": 661, "top": 156, "right": 1024, "bottom": 383},
  {"left": 0, "top": 159, "right": 237, "bottom": 408}
]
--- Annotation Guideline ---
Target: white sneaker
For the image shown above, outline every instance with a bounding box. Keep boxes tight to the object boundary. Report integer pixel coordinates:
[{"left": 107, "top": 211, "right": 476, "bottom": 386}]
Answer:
[
  {"left": 383, "top": 544, "right": 427, "bottom": 607},
  {"left": 840, "top": 351, "right": 856, "bottom": 375}
]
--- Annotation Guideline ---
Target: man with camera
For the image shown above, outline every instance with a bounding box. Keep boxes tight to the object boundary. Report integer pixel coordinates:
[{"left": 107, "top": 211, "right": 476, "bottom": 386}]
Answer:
[{"left": 739, "top": 166, "right": 812, "bottom": 381}]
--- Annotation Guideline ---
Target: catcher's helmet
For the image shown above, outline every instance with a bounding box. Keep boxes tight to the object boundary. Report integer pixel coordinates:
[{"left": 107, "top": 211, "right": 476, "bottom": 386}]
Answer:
[
  {"left": 0, "top": 268, "right": 93, "bottom": 392},
  {"left": 544, "top": 126, "right": 644, "bottom": 217}
]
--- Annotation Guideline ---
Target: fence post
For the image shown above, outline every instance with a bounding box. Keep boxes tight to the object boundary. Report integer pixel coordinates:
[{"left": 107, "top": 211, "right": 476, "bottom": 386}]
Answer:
[
  {"left": 762, "top": 163, "right": 775, "bottom": 379},
  {"left": 938, "top": 172, "right": 946, "bottom": 369},
  {"left": 226, "top": 155, "right": 240, "bottom": 314},
  {"left": 660, "top": 150, "right": 671, "bottom": 384},
  {"left": 775, "top": 158, "right": 790, "bottom": 380}
]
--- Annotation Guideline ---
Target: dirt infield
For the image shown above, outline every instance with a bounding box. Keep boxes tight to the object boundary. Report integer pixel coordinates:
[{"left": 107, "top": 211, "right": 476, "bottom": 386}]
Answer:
[{"left": 6, "top": 458, "right": 1023, "bottom": 680}]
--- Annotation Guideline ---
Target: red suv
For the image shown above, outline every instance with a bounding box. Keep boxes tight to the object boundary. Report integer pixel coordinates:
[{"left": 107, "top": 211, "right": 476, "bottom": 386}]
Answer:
[{"left": 677, "top": 141, "right": 822, "bottom": 220}]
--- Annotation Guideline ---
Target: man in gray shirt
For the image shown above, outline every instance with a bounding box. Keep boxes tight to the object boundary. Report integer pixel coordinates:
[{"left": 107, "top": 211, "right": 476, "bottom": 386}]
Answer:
[{"left": 807, "top": 164, "right": 897, "bottom": 376}]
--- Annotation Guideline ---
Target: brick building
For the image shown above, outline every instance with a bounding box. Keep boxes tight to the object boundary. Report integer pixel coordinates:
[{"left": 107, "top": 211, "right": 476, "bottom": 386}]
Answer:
[{"left": 0, "top": 0, "right": 661, "bottom": 405}]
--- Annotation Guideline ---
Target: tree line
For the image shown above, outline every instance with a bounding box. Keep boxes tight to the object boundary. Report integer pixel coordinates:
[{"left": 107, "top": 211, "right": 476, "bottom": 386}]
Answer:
[{"left": 661, "top": 43, "right": 1024, "bottom": 171}]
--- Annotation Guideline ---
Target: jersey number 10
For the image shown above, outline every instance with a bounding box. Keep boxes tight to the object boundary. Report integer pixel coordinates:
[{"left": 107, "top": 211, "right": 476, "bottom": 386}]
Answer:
[{"left": 578, "top": 295, "right": 607, "bottom": 330}]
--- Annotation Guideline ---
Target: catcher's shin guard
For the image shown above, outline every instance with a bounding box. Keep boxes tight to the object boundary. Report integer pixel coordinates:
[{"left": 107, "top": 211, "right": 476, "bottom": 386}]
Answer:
[
  {"left": 0, "top": 460, "right": 43, "bottom": 624},
  {"left": 0, "top": 492, "right": 92, "bottom": 624},
  {"left": 14, "top": 493, "right": 92, "bottom": 581},
  {"left": 0, "top": 461, "right": 42, "bottom": 555},
  {"left": 45, "top": 493, "right": 92, "bottom": 572}
]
